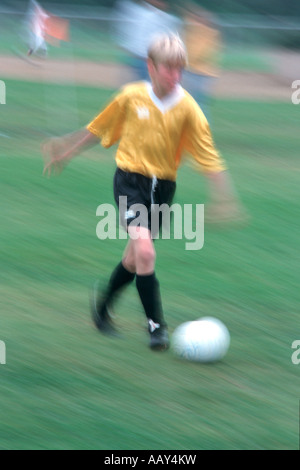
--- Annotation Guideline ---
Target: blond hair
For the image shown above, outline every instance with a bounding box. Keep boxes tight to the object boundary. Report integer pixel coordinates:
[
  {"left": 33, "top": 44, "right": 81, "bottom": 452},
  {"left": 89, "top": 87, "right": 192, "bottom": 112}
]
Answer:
[{"left": 147, "top": 33, "right": 188, "bottom": 68}]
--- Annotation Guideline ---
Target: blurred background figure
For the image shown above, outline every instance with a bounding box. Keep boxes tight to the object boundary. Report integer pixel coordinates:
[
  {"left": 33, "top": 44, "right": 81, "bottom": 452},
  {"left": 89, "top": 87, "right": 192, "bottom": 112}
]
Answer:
[
  {"left": 23, "top": 0, "right": 69, "bottom": 59},
  {"left": 113, "top": 0, "right": 181, "bottom": 81},
  {"left": 26, "top": 0, "right": 49, "bottom": 57},
  {"left": 182, "top": 3, "right": 222, "bottom": 123}
]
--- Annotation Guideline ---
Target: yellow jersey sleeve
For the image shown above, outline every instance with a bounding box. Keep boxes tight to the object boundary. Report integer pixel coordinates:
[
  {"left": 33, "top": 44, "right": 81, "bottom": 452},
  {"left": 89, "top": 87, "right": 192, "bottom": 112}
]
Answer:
[
  {"left": 183, "top": 96, "right": 226, "bottom": 173},
  {"left": 86, "top": 91, "right": 126, "bottom": 148}
]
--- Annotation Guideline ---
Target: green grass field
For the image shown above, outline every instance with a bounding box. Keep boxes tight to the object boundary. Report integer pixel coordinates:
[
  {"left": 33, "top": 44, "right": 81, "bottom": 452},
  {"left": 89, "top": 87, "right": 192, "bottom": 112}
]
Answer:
[{"left": 0, "top": 78, "right": 299, "bottom": 450}]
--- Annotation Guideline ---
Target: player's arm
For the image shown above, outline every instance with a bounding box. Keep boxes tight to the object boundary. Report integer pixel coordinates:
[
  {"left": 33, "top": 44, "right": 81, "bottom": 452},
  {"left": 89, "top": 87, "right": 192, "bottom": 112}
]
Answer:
[
  {"left": 43, "top": 91, "right": 126, "bottom": 177},
  {"left": 204, "top": 170, "right": 248, "bottom": 226},
  {"left": 186, "top": 107, "right": 248, "bottom": 226},
  {"left": 43, "top": 128, "right": 99, "bottom": 176}
]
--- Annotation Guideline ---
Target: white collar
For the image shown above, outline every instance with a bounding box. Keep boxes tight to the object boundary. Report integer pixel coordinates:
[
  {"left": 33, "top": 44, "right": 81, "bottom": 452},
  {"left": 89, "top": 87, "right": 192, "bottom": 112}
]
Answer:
[{"left": 146, "top": 82, "right": 184, "bottom": 114}]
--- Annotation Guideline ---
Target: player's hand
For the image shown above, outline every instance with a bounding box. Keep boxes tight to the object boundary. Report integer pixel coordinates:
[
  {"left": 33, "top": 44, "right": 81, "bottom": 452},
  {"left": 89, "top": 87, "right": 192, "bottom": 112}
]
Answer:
[
  {"left": 205, "top": 201, "right": 250, "bottom": 228},
  {"left": 42, "top": 137, "right": 70, "bottom": 177}
]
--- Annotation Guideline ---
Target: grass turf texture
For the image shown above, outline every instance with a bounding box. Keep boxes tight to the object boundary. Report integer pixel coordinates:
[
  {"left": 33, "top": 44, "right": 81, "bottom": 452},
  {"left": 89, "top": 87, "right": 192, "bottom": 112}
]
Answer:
[{"left": 0, "top": 80, "right": 299, "bottom": 450}]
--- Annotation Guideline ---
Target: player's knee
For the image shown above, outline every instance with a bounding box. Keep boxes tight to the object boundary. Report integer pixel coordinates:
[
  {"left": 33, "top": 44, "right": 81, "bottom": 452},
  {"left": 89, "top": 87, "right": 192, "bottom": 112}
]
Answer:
[
  {"left": 123, "top": 254, "right": 136, "bottom": 273},
  {"left": 137, "top": 245, "right": 156, "bottom": 270}
]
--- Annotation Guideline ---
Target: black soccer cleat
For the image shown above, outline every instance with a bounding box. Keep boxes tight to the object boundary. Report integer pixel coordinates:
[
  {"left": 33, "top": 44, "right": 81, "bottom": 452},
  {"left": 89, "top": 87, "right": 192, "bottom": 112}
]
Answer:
[
  {"left": 91, "top": 282, "right": 120, "bottom": 337},
  {"left": 148, "top": 320, "right": 169, "bottom": 351}
]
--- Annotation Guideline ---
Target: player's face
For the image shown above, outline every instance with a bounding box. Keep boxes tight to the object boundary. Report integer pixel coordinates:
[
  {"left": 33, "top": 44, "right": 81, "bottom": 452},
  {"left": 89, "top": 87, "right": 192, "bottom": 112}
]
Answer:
[{"left": 148, "top": 60, "right": 183, "bottom": 98}]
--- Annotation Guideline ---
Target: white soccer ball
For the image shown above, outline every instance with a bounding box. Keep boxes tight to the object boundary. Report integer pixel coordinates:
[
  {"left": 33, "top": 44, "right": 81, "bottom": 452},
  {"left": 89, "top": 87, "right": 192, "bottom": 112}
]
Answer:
[{"left": 172, "top": 317, "right": 230, "bottom": 363}]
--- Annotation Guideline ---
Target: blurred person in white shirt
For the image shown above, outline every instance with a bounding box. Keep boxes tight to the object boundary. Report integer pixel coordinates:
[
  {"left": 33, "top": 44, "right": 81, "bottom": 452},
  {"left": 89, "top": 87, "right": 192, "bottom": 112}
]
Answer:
[{"left": 113, "top": 0, "right": 182, "bottom": 80}]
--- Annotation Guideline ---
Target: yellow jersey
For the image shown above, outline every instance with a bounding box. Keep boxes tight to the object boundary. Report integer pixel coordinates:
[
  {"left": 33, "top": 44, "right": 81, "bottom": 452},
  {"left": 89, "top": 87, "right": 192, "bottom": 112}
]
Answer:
[{"left": 87, "top": 82, "right": 225, "bottom": 181}]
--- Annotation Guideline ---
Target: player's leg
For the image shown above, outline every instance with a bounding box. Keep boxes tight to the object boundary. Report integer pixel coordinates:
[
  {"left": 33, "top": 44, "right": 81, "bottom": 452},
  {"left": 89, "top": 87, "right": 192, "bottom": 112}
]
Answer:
[
  {"left": 91, "top": 240, "right": 136, "bottom": 335},
  {"left": 91, "top": 170, "right": 137, "bottom": 335},
  {"left": 128, "top": 226, "right": 169, "bottom": 351},
  {"left": 122, "top": 239, "right": 136, "bottom": 273},
  {"left": 92, "top": 169, "right": 171, "bottom": 349}
]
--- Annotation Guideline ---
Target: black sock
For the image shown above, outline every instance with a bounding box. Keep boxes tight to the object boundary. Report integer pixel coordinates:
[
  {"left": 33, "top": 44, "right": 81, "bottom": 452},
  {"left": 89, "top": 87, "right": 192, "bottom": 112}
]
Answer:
[
  {"left": 136, "top": 273, "right": 167, "bottom": 328},
  {"left": 104, "top": 262, "right": 135, "bottom": 304}
]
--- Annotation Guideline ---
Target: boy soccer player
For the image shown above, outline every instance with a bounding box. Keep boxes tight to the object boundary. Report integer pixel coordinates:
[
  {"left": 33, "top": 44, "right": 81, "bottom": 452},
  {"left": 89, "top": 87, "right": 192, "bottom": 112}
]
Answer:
[{"left": 43, "top": 33, "right": 245, "bottom": 351}]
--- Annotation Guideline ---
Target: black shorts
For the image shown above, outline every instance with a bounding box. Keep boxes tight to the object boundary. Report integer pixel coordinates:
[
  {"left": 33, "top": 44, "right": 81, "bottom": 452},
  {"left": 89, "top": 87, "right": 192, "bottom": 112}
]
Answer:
[{"left": 113, "top": 168, "right": 176, "bottom": 236}]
